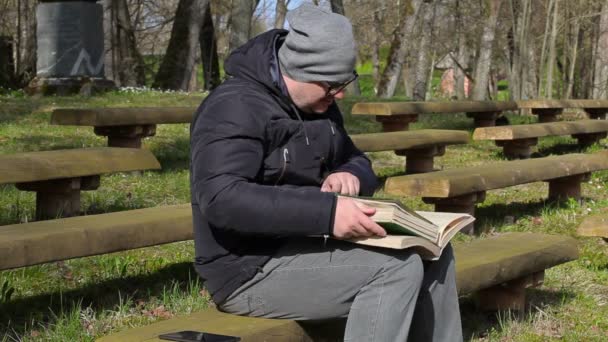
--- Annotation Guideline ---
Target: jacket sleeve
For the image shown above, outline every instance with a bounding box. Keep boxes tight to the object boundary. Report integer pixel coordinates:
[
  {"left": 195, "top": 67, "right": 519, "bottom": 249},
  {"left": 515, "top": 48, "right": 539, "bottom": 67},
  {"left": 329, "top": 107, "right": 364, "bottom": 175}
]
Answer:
[
  {"left": 329, "top": 107, "right": 379, "bottom": 196},
  {"left": 191, "top": 94, "right": 336, "bottom": 237}
]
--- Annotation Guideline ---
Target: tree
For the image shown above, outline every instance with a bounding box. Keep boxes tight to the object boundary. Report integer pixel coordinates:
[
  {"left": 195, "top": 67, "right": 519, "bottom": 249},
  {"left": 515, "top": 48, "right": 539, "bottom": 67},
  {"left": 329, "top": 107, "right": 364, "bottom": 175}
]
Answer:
[
  {"left": 274, "top": 0, "right": 289, "bottom": 29},
  {"left": 412, "top": 0, "right": 436, "bottom": 101},
  {"left": 330, "top": 0, "right": 361, "bottom": 95},
  {"left": 544, "top": 0, "right": 559, "bottom": 99},
  {"left": 377, "top": 0, "right": 423, "bottom": 98},
  {"left": 153, "top": 0, "right": 210, "bottom": 91},
  {"left": 593, "top": 1, "right": 608, "bottom": 99},
  {"left": 471, "top": 0, "right": 502, "bottom": 100},
  {"left": 108, "top": 0, "right": 146, "bottom": 87},
  {"left": 200, "top": 0, "right": 221, "bottom": 90},
  {"left": 227, "top": 0, "right": 260, "bottom": 53}
]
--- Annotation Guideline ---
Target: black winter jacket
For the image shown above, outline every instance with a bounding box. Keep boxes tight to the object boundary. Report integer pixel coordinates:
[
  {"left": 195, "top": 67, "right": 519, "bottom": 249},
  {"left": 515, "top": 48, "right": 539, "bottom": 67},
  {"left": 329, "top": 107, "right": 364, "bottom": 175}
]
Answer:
[{"left": 190, "top": 29, "right": 378, "bottom": 304}]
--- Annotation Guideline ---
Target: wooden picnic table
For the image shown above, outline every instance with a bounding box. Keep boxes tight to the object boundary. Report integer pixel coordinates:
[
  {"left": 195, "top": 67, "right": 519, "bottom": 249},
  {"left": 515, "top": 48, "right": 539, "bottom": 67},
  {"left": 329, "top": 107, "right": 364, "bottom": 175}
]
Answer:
[
  {"left": 0, "top": 148, "right": 160, "bottom": 219},
  {"left": 51, "top": 107, "right": 196, "bottom": 148},
  {"left": 516, "top": 99, "right": 608, "bottom": 122},
  {"left": 351, "top": 100, "right": 518, "bottom": 130}
]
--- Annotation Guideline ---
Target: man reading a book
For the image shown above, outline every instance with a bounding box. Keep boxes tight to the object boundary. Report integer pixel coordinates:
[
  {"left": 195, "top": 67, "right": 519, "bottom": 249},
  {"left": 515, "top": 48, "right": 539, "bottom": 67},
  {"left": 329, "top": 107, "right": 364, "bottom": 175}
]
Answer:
[{"left": 190, "top": 3, "right": 462, "bottom": 341}]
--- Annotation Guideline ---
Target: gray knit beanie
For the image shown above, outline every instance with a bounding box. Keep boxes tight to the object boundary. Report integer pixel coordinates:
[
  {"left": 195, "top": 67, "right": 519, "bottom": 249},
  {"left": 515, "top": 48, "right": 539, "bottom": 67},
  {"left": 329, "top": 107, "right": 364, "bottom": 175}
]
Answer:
[{"left": 278, "top": 4, "right": 356, "bottom": 83}]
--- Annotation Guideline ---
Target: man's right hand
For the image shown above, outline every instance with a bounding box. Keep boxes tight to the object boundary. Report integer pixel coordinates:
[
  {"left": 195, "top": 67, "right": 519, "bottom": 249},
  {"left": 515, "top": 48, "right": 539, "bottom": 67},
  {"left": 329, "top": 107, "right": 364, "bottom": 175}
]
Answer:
[{"left": 332, "top": 197, "right": 387, "bottom": 239}]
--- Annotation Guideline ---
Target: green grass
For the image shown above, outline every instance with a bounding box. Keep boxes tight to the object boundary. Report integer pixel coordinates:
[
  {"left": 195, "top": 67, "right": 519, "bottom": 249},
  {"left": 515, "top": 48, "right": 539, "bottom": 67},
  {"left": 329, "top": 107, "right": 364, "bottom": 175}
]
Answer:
[{"left": 1, "top": 90, "right": 608, "bottom": 341}]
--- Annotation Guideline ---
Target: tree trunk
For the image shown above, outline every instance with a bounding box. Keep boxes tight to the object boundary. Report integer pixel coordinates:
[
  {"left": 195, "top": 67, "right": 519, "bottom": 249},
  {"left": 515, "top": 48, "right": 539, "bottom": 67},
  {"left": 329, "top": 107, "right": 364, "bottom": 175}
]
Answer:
[
  {"left": 274, "top": 0, "right": 289, "bottom": 29},
  {"left": 545, "top": 0, "right": 559, "bottom": 99},
  {"left": 0, "top": 36, "right": 15, "bottom": 89},
  {"left": 413, "top": 0, "right": 435, "bottom": 101},
  {"left": 15, "top": 0, "right": 36, "bottom": 87},
  {"left": 471, "top": 0, "right": 502, "bottom": 101},
  {"left": 372, "top": 9, "right": 382, "bottom": 89},
  {"left": 200, "top": 0, "right": 220, "bottom": 90},
  {"left": 454, "top": 0, "right": 467, "bottom": 99},
  {"left": 109, "top": 0, "right": 146, "bottom": 87},
  {"left": 593, "top": 1, "right": 608, "bottom": 99},
  {"left": 537, "top": 0, "right": 554, "bottom": 97},
  {"left": 153, "top": 0, "right": 209, "bottom": 91},
  {"left": 565, "top": 19, "right": 580, "bottom": 99},
  {"left": 227, "top": 0, "right": 260, "bottom": 53},
  {"left": 377, "top": 0, "right": 423, "bottom": 98},
  {"left": 330, "top": 0, "right": 360, "bottom": 95}
]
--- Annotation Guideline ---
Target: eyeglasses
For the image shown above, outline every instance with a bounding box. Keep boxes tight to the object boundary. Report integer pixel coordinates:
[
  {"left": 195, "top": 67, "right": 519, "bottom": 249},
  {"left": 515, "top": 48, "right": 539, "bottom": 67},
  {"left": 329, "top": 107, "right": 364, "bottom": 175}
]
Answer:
[{"left": 324, "top": 71, "right": 359, "bottom": 97}]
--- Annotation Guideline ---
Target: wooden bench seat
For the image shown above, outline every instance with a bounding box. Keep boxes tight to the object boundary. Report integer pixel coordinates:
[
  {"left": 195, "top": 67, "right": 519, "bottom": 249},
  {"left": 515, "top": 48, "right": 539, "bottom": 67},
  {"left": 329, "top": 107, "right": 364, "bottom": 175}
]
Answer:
[
  {"left": 0, "top": 204, "right": 191, "bottom": 271},
  {"left": 577, "top": 213, "right": 608, "bottom": 241},
  {"left": 351, "top": 100, "right": 518, "bottom": 131},
  {"left": 97, "top": 232, "right": 578, "bottom": 342},
  {"left": 51, "top": 107, "right": 196, "bottom": 148},
  {"left": 473, "top": 120, "right": 608, "bottom": 159},
  {"left": 384, "top": 152, "right": 608, "bottom": 220},
  {"left": 517, "top": 99, "right": 608, "bottom": 122},
  {"left": 0, "top": 148, "right": 160, "bottom": 219},
  {"left": 351, "top": 130, "right": 469, "bottom": 173}
]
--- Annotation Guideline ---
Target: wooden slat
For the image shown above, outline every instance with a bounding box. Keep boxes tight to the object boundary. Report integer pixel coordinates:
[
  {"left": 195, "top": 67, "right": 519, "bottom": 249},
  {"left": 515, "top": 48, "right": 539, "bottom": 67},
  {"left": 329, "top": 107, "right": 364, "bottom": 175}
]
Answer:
[
  {"left": 0, "top": 205, "right": 192, "bottom": 270},
  {"left": 577, "top": 213, "right": 608, "bottom": 238},
  {"left": 473, "top": 120, "right": 608, "bottom": 140},
  {"left": 351, "top": 129, "right": 469, "bottom": 152},
  {"left": 0, "top": 148, "right": 161, "bottom": 184},
  {"left": 51, "top": 107, "right": 196, "bottom": 126},
  {"left": 454, "top": 233, "right": 578, "bottom": 294},
  {"left": 517, "top": 99, "right": 608, "bottom": 109},
  {"left": 385, "top": 152, "right": 608, "bottom": 198},
  {"left": 351, "top": 100, "right": 518, "bottom": 116},
  {"left": 98, "top": 232, "right": 577, "bottom": 342}
]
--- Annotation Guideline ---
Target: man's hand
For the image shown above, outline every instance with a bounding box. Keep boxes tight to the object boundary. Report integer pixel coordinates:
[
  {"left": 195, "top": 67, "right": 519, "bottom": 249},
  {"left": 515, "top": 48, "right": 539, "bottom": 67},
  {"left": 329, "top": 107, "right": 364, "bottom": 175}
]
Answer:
[
  {"left": 332, "top": 197, "right": 387, "bottom": 239},
  {"left": 321, "top": 172, "right": 360, "bottom": 195}
]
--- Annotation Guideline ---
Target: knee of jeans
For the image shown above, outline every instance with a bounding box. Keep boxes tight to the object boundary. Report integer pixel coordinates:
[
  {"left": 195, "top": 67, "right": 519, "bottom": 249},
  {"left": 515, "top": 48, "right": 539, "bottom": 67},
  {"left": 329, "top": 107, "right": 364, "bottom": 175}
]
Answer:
[{"left": 387, "top": 252, "right": 424, "bottom": 284}]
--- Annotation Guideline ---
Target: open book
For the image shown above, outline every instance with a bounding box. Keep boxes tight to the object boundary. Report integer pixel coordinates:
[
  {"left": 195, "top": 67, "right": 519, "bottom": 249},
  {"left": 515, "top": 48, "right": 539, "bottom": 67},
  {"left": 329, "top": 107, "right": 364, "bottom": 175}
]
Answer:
[{"left": 341, "top": 196, "right": 475, "bottom": 260}]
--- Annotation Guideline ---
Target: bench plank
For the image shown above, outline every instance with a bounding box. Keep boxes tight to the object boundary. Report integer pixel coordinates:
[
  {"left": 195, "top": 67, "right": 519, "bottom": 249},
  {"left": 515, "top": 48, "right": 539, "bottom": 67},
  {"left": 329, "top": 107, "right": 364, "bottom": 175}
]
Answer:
[
  {"left": 351, "top": 129, "right": 469, "bottom": 152},
  {"left": 97, "top": 232, "right": 577, "bottom": 342},
  {"left": 385, "top": 152, "right": 608, "bottom": 198},
  {"left": 0, "top": 205, "right": 191, "bottom": 270},
  {"left": 51, "top": 107, "right": 195, "bottom": 126},
  {"left": 516, "top": 99, "right": 608, "bottom": 109},
  {"left": 352, "top": 101, "right": 518, "bottom": 116},
  {"left": 577, "top": 213, "right": 608, "bottom": 238},
  {"left": 473, "top": 120, "right": 608, "bottom": 140},
  {"left": 0, "top": 148, "right": 161, "bottom": 184}
]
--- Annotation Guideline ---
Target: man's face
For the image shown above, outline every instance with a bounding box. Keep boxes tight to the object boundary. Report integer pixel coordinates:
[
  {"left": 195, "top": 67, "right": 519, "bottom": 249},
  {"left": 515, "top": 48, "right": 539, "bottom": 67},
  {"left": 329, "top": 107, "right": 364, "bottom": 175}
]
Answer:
[{"left": 290, "top": 81, "right": 346, "bottom": 114}]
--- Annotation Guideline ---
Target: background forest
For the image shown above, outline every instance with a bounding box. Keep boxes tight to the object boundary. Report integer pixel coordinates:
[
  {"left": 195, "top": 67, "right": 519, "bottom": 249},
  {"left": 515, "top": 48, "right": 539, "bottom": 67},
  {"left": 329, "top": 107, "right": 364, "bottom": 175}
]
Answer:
[{"left": 1, "top": 0, "right": 608, "bottom": 101}]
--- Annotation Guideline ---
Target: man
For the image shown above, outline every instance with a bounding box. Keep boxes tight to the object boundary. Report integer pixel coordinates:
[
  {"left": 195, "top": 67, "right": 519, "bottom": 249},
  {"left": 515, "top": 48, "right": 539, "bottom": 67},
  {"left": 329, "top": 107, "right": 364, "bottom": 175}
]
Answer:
[{"left": 190, "top": 4, "right": 462, "bottom": 341}]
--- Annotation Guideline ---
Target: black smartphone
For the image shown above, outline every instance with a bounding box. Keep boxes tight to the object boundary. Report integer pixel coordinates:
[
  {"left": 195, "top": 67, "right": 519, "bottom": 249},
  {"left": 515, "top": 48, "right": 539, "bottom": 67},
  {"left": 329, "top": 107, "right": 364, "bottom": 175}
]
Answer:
[{"left": 158, "top": 330, "right": 241, "bottom": 342}]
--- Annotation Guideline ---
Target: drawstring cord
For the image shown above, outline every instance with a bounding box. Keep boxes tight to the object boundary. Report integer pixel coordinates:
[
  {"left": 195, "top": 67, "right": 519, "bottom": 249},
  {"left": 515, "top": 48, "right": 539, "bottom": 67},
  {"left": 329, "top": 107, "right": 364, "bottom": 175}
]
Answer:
[{"left": 289, "top": 103, "right": 310, "bottom": 146}]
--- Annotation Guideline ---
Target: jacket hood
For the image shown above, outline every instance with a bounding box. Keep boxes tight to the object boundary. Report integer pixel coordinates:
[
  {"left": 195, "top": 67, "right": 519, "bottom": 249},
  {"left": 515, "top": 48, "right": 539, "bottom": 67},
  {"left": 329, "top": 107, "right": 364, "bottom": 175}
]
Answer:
[{"left": 224, "top": 29, "right": 288, "bottom": 97}]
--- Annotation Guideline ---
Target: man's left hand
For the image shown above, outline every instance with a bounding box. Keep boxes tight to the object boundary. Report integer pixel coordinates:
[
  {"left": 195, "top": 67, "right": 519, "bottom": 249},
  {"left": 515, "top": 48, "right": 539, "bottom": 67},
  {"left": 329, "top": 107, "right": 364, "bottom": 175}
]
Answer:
[{"left": 321, "top": 172, "right": 360, "bottom": 196}]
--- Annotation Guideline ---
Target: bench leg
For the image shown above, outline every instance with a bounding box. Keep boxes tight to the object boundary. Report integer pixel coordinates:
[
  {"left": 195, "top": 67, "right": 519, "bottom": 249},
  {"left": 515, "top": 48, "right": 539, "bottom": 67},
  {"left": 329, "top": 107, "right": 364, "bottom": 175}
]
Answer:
[
  {"left": 15, "top": 176, "right": 100, "bottom": 220},
  {"left": 584, "top": 108, "right": 608, "bottom": 120},
  {"left": 547, "top": 174, "right": 587, "bottom": 201},
  {"left": 396, "top": 146, "right": 445, "bottom": 174},
  {"left": 375, "top": 115, "right": 418, "bottom": 132},
  {"left": 467, "top": 112, "right": 500, "bottom": 127},
  {"left": 496, "top": 138, "right": 538, "bottom": 159},
  {"left": 476, "top": 271, "right": 544, "bottom": 312},
  {"left": 94, "top": 124, "right": 156, "bottom": 148},
  {"left": 572, "top": 132, "right": 608, "bottom": 147},
  {"left": 532, "top": 108, "right": 563, "bottom": 123},
  {"left": 423, "top": 192, "right": 485, "bottom": 234}
]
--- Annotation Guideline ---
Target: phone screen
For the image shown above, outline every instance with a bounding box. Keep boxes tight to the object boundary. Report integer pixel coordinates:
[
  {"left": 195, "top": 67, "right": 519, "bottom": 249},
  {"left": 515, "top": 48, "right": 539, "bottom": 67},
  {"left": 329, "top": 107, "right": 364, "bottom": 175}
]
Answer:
[{"left": 158, "top": 330, "right": 241, "bottom": 342}]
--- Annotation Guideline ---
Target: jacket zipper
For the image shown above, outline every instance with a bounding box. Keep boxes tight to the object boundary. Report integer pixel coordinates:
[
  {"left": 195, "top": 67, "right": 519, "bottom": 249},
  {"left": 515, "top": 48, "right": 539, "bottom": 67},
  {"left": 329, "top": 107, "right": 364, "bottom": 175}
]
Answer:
[{"left": 274, "top": 148, "right": 289, "bottom": 185}]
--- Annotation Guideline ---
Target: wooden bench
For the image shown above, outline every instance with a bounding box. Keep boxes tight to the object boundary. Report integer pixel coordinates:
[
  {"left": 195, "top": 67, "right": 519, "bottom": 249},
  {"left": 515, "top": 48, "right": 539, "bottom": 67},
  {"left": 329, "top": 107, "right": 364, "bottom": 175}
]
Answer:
[
  {"left": 0, "top": 204, "right": 191, "bottom": 271},
  {"left": 97, "top": 232, "right": 578, "bottom": 341},
  {"left": 383, "top": 152, "right": 608, "bottom": 220},
  {"left": 51, "top": 107, "right": 195, "bottom": 148},
  {"left": 351, "top": 130, "right": 469, "bottom": 173},
  {"left": 473, "top": 120, "right": 608, "bottom": 159},
  {"left": 517, "top": 99, "right": 608, "bottom": 123},
  {"left": 577, "top": 213, "right": 608, "bottom": 241},
  {"left": 351, "top": 100, "right": 518, "bottom": 131},
  {"left": 0, "top": 148, "right": 160, "bottom": 220}
]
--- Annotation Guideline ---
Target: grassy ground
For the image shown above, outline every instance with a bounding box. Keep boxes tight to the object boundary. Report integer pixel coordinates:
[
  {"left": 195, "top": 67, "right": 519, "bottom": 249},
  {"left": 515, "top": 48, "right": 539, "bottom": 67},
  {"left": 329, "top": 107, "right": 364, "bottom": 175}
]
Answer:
[{"left": 0, "top": 88, "right": 607, "bottom": 341}]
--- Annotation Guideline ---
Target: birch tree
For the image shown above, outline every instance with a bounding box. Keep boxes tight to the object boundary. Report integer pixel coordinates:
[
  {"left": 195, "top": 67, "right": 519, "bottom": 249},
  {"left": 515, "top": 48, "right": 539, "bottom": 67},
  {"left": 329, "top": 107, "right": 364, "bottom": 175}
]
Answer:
[
  {"left": 593, "top": 1, "right": 608, "bottom": 99},
  {"left": 471, "top": 0, "right": 502, "bottom": 100},
  {"left": 544, "top": 0, "right": 559, "bottom": 98},
  {"left": 412, "top": 0, "right": 436, "bottom": 100}
]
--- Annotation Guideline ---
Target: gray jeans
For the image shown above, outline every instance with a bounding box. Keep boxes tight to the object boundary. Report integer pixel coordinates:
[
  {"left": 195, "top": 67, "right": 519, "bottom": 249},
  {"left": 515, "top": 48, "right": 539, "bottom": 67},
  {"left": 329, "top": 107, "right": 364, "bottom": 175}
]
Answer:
[{"left": 220, "top": 238, "right": 462, "bottom": 342}]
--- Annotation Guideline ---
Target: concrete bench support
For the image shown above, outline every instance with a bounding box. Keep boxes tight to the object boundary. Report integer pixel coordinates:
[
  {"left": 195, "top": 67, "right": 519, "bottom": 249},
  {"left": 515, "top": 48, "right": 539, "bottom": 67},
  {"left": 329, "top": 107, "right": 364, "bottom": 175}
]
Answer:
[
  {"left": 476, "top": 271, "right": 544, "bottom": 312},
  {"left": 495, "top": 138, "right": 538, "bottom": 159},
  {"left": 547, "top": 173, "right": 589, "bottom": 201},
  {"left": 375, "top": 114, "right": 418, "bottom": 131},
  {"left": 396, "top": 145, "right": 444, "bottom": 174},
  {"left": 532, "top": 108, "right": 563, "bottom": 123},
  {"left": 466, "top": 111, "right": 502, "bottom": 127}
]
